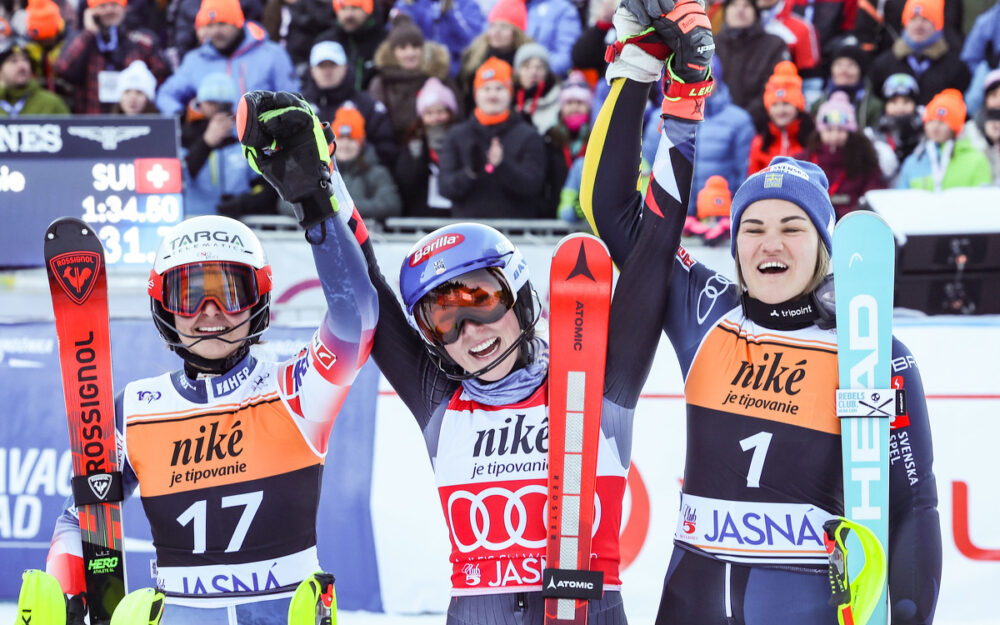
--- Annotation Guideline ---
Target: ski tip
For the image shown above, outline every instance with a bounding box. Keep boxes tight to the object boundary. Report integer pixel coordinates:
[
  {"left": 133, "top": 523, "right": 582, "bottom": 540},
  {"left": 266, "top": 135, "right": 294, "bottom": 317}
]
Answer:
[
  {"left": 552, "top": 233, "right": 610, "bottom": 259},
  {"left": 45, "top": 217, "right": 94, "bottom": 242}
]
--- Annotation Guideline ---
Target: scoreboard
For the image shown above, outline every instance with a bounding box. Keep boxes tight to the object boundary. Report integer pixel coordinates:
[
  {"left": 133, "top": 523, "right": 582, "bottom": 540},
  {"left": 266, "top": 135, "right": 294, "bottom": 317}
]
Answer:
[{"left": 0, "top": 116, "right": 184, "bottom": 268}]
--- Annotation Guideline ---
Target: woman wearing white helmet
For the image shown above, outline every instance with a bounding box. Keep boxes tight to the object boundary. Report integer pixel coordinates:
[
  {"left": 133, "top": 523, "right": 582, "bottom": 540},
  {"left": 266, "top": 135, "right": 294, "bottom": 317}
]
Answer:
[{"left": 44, "top": 102, "right": 378, "bottom": 623}]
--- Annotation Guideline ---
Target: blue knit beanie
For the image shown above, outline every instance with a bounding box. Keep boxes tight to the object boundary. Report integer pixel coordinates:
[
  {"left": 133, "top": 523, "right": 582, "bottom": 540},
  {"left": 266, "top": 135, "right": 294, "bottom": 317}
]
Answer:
[{"left": 729, "top": 156, "right": 836, "bottom": 257}]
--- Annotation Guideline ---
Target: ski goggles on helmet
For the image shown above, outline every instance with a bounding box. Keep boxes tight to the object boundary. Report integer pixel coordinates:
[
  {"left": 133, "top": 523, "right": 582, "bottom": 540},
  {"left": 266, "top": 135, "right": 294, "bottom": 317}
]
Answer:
[
  {"left": 882, "top": 73, "right": 918, "bottom": 100},
  {"left": 149, "top": 261, "right": 269, "bottom": 317},
  {"left": 413, "top": 268, "right": 515, "bottom": 345}
]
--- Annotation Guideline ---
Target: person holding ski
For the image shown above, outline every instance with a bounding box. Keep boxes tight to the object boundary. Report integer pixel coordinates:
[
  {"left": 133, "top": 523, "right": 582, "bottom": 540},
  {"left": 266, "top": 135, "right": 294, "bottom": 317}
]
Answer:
[
  {"left": 232, "top": 1, "right": 714, "bottom": 614},
  {"left": 42, "top": 93, "right": 378, "bottom": 623},
  {"left": 584, "top": 1, "right": 942, "bottom": 623}
]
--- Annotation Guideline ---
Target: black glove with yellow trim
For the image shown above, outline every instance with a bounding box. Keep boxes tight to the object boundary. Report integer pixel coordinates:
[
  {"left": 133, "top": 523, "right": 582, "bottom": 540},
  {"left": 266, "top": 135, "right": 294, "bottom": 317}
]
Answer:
[{"left": 237, "top": 90, "right": 338, "bottom": 230}]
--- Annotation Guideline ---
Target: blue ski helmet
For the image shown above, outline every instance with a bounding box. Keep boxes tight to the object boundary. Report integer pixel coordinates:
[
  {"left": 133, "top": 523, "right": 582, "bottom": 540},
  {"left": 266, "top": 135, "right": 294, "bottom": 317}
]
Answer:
[{"left": 400, "top": 223, "right": 532, "bottom": 342}]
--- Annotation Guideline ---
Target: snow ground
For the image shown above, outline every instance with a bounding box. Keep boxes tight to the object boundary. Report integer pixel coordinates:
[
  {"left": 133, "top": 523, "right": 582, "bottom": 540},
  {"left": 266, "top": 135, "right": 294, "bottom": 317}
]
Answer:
[{"left": 2, "top": 603, "right": 998, "bottom": 624}]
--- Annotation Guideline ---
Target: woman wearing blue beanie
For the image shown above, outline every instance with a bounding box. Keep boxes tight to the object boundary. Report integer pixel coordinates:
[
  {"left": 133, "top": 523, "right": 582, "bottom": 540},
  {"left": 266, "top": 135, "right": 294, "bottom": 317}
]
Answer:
[{"left": 582, "top": 3, "right": 941, "bottom": 621}]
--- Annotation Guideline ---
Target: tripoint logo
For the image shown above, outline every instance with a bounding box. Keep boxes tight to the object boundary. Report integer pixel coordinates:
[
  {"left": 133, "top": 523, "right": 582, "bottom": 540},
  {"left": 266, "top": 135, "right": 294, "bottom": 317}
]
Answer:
[{"left": 409, "top": 234, "right": 464, "bottom": 267}]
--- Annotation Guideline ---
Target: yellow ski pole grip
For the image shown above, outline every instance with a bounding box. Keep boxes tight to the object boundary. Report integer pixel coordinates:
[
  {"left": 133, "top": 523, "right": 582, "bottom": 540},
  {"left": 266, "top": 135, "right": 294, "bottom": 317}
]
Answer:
[{"left": 823, "top": 517, "right": 888, "bottom": 625}]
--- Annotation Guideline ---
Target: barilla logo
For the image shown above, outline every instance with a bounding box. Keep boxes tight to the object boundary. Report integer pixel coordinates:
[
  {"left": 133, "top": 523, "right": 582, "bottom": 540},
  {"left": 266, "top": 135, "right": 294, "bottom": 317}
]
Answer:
[
  {"left": 409, "top": 234, "right": 464, "bottom": 267},
  {"left": 49, "top": 251, "right": 101, "bottom": 305}
]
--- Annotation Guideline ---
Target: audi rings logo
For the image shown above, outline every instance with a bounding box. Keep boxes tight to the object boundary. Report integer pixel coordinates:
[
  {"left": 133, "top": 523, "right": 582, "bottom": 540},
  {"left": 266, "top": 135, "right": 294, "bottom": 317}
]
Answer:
[
  {"left": 696, "top": 273, "right": 734, "bottom": 325},
  {"left": 448, "top": 485, "right": 548, "bottom": 553}
]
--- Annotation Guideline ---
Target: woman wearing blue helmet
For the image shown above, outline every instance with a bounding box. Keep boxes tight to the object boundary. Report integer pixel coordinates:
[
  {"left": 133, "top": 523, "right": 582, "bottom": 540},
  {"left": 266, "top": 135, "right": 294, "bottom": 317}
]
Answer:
[{"left": 234, "top": 45, "right": 699, "bottom": 622}]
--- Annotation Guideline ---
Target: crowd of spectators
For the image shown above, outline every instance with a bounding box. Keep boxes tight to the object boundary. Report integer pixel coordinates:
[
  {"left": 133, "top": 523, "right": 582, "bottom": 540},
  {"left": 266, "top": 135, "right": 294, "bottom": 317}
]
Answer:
[{"left": 1, "top": 0, "right": 999, "bottom": 233}]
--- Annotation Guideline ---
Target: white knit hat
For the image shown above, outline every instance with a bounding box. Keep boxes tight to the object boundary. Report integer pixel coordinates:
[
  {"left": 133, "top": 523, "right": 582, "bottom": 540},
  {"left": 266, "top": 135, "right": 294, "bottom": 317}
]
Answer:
[{"left": 116, "top": 60, "right": 156, "bottom": 101}]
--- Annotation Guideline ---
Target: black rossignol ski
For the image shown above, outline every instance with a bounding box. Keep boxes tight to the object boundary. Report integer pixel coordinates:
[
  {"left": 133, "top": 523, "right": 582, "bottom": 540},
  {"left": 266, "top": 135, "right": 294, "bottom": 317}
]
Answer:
[{"left": 45, "top": 217, "right": 126, "bottom": 624}]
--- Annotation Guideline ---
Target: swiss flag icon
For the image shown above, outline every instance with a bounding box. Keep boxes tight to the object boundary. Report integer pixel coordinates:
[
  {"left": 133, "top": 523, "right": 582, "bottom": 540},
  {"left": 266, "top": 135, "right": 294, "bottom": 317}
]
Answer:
[{"left": 134, "top": 158, "right": 182, "bottom": 194}]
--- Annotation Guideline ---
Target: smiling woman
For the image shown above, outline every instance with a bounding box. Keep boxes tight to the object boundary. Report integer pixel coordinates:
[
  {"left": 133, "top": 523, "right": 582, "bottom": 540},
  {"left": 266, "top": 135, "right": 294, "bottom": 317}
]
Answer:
[{"left": 582, "top": 59, "right": 942, "bottom": 624}]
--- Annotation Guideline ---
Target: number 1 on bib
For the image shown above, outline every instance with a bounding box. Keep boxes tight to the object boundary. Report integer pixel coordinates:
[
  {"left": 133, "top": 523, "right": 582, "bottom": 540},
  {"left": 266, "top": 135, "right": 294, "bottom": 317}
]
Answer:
[{"left": 544, "top": 234, "right": 612, "bottom": 625}]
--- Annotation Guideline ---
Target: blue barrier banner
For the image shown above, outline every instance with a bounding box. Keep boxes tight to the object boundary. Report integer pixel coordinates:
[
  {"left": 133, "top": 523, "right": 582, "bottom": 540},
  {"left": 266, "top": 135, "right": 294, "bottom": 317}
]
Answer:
[{"left": 0, "top": 321, "right": 381, "bottom": 611}]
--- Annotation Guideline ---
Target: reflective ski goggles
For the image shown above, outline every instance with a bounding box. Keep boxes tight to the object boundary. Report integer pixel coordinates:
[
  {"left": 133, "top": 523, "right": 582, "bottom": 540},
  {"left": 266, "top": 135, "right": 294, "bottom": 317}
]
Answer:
[
  {"left": 413, "top": 268, "right": 515, "bottom": 345},
  {"left": 882, "top": 73, "right": 918, "bottom": 100},
  {"left": 150, "top": 262, "right": 269, "bottom": 317}
]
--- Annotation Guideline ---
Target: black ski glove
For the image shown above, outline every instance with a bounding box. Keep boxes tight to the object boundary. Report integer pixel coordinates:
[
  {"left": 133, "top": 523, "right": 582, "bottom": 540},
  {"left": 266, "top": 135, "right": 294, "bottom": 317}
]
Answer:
[
  {"left": 621, "top": 0, "right": 714, "bottom": 83},
  {"left": 237, "top": 90, "right": 339, "bottom": 229}
]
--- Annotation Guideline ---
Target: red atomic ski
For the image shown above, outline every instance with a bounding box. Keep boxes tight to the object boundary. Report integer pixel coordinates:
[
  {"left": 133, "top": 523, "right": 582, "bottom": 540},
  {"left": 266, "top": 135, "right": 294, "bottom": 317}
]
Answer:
[
  {"left": 544, "top": 233, "right": 613, "bottom": 625},
  {"left": 45, "top": 217, "right": 126, "bottom": 624}
]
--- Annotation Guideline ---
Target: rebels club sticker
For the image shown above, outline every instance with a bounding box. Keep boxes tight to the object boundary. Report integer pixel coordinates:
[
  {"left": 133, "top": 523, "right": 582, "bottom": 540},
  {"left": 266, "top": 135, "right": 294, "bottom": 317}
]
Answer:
[{"left": 49, "top": 251, "right": 102, "bottom": 305}]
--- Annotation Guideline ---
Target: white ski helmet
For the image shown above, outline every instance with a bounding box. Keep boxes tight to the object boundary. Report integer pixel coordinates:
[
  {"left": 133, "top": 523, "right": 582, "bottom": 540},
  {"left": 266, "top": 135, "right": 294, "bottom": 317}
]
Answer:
[{"left": 147, "top": 216, "right": 273, "bottom": 368}]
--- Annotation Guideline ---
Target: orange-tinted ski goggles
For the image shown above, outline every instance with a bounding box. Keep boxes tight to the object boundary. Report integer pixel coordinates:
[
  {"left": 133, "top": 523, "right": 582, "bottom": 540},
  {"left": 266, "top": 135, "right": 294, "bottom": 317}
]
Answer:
[
  {"left": 149, "top": 261, "right": 272, "bottom": 317},
  {"left": 414, "top": 268, "right": 515, "bottom": 345}
]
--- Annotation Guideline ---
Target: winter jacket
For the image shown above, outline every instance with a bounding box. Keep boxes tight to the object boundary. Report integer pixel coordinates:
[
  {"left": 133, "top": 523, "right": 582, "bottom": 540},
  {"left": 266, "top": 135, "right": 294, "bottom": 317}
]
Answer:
[
  {"left": 181, "top": 120, "right": 262, "bottom": 216},
  {"left": 438, "top": 113, "right": 548, "bottom": 218},
  {"left": 895, "top": 138, "right": 994, "bottom": 189},
  {"left": 869, "top": 37, "right": 971, "bottom": 106},
  {"left": 284, "top": 0, "right": 338, "bottom": 70},
  {"left": 54, "top": 26, "right": 170, "bottom": 114},
  {"left": 168, "top": 0, "right": 264, "bottom": 59},
  {"left": 524, "top": 0, "right": 582, "bottom": 77},
  {"left": 543, "top": 118, "right": 589, "bottom": 214},
  {"left": 870, "top": 112, "right": 925, "bottom": 166},
  {"left": 156, "top": 23, "right": 299, "bottom": 117},
  {"left": 394, "top": 127, "right": 455, "bottom": 216},
  {"left": 0, "top": 78, "right": 71, "bottom": 116},
  {"left": 962, "top": 115, "right": 1000, "bottom": 184},
  {"left": 761, "top": 0, "right": 821, "bottom": 74},
  {"left": 315, "top": 12, "right": 388, "bottom": 91},
  {"left": 715, "top": 22, "right": 791, "bottom": 112},
  {"left": 796, "top": 144, "right": 885, "bottom": 218},
  {"left": 514, "top": 77, "right": 562, "bottom": 135},
  {"left": 337, "top": 147, "right": 403, "bottom": 221},
  {"left": 301, "top": 73, "right": 399, "bottom": 167},
  {"left": 394, "top": 0, "right": 485, "bottom": 77},
  {"left": 367, "top": 39, "right": 454, "bottom": 141},
  {"left": 25, "top": 35, "right": 74, "bottom": 105},
  {"left": 961, "top": 2, "right": 1000, "bottom": 72},
  {"left": 854, "top": 0, "right": 964, "bottom": 57},
  {"left": 689, "top": 79, "right": 755, "bottom": 214},
  {"left": 748, "top": 115, "right": 815, "bottom": 174}
]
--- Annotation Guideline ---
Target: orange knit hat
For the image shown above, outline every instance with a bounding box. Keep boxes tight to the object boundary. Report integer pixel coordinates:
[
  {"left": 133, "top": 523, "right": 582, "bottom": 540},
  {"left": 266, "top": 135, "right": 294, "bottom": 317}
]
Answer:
[
  {"left": 26, "top": 0, "right": 64, "bottom": 40},
  {"left": 763, "top": 61, "right": 805, "bottom": 111},
  {"left": 333, "top": 0, "right": 374, "bottom": 15},
  {"left": 697, "top": 176, "right": 732, "bottom": 220},
  {"left": 902, "top": 0, "right": 944, "bottom": 31},
  {"left": 488, "top": 0, "right": 527, "bottom": 31},
  {"left": 923, "top": 88, "right": 967, "bottom": 136},
  {"left": 474, "top": 56, "right": 514, "bottom": 93},
  {"left": 87, "top": 0, "right": 126, "bottom": 8},
  {"left": 195, "top": 0, "right": 245, "bottom": 29},
  {"left": 332, "top": 106, "right": 366, "bottom": 141}
]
